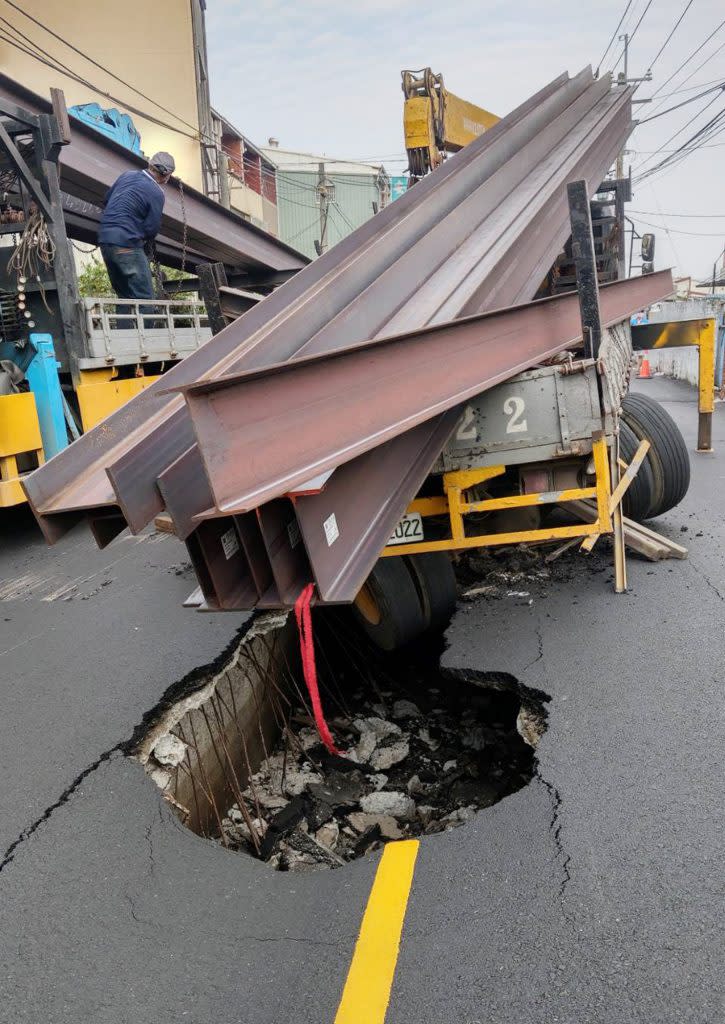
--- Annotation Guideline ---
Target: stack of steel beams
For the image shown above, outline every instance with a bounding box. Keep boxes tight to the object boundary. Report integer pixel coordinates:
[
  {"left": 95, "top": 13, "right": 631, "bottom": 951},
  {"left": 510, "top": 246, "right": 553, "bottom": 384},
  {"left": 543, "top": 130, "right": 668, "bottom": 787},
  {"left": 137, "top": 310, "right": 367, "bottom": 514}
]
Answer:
[{"left": 23, "top": 67, "right": 673, "bottom": 610}]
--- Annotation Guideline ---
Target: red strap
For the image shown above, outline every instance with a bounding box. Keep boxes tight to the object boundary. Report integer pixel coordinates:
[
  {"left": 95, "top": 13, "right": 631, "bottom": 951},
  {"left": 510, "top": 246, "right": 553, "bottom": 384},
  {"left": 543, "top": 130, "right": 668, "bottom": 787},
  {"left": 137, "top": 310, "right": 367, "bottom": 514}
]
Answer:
[{"left": 293, "top": 583, "right": 342, "bottom": 756}]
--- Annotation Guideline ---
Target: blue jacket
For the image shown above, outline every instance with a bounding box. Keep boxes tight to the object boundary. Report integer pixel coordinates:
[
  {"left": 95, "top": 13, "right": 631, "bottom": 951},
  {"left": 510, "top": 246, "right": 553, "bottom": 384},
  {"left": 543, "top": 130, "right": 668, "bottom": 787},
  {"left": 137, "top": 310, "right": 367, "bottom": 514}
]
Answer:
[{"left": 99, "top": 169, "right": 165, "bottom": 247}]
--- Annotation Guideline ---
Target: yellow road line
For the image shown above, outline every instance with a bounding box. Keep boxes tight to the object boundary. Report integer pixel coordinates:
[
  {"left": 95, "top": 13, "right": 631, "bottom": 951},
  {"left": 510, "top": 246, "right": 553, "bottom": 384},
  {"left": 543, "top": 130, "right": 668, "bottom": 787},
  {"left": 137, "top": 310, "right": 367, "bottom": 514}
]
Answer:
[{"left": 334, "top": 840, "right": 420, "bottom": 1024}]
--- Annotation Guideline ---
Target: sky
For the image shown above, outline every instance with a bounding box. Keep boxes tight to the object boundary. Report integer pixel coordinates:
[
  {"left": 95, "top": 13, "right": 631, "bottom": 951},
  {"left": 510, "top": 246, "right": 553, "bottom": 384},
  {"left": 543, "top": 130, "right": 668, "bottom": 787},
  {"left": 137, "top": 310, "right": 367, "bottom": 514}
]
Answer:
[{"left": 205, "top": 0, "right": 725, "bottom": 282}]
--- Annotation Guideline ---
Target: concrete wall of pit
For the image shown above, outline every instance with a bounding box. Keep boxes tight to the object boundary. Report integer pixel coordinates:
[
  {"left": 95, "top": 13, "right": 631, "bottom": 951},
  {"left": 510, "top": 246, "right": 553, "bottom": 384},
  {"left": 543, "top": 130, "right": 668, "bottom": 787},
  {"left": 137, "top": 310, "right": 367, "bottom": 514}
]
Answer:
[{"left": 135, "top": 612, "right": 296, "bottom": 838}]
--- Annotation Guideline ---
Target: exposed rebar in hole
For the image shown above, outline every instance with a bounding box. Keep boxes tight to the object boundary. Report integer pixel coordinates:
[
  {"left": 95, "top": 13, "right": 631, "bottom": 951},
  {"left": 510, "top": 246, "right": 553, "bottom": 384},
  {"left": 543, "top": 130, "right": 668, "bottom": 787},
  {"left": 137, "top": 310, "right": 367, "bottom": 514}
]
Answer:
[{"left": 136, "top": 605, "right": 548, "bottom": 872}]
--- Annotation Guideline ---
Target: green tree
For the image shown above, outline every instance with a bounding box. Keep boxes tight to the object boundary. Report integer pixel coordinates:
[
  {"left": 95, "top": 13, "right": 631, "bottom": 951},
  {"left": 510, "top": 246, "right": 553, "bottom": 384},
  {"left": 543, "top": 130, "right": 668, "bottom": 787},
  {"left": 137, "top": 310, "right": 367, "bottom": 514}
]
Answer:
[
  {"left": 77, "top": 255, "right": 113, "bottom": 297},
  {"left": 76, "top": 253, "right": 193, "bottom": 299}
]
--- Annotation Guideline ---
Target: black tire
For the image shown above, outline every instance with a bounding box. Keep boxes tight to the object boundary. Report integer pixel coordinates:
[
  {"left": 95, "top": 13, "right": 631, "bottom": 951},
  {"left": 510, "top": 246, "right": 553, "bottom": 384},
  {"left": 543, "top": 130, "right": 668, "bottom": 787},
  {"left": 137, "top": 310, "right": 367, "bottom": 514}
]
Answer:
[
  {"left": 352, "top": 558, "right": 426, "bottom": 652},
  {"left": 404, "top": 552, "right": 458, "bottom": 632},
  {"left": 622, "top": 393, "right": 690, "bottom": 518},
  {"left": 619, "top": 419, "right": 656, "bottom": 522}
]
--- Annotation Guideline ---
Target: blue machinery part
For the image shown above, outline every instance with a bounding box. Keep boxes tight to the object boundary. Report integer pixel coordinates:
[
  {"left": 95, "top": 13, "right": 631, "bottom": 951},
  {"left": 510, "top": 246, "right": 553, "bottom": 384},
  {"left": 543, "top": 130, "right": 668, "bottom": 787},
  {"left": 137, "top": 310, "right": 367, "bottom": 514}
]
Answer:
[
  {"left": 69, "top": 102, "right": 142, "bottom": 154},
  {"left": 25, "top": 334, "right": 69, "bottom": 460}
]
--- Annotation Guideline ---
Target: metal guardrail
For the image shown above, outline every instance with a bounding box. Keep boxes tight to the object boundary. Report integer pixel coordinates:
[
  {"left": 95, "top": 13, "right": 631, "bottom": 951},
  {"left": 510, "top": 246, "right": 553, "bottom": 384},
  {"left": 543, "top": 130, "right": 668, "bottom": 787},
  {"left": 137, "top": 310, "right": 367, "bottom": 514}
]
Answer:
[{"left": 81, "top": 297, "right": 211, "bottom": 368}]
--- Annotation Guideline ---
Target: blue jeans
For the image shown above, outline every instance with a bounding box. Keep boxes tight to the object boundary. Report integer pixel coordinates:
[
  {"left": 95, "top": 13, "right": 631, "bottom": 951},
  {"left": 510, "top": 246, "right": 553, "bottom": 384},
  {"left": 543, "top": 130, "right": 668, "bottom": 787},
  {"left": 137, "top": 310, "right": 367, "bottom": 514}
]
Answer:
[{"left": 100, "top": 244, "right": 156, "bottom": 328}]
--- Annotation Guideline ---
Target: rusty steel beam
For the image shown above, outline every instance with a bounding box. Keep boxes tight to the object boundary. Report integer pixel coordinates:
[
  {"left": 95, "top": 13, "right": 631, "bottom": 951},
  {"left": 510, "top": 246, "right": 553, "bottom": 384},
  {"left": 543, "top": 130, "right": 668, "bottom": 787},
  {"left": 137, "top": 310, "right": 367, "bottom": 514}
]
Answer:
[
  {"left": 181, "top": 415, "right": 459, "bottom": 610},
  {"left": 24, "top": 68, "right": 634, "bottom": 549},
  {"left": 23, "top": 68, "right": 592, "bottom": 537},
  {"left": 179, "top": 272, "right": 673, "bottom": 515},
  {"left": 292, "top": 414, "right": 460, "bottom": 603},
  {"left": 185, "top": 518, "right": 258, "bottom": 610},
  {"left": 0, "top": 74, "right": 307, "bottom": 275},
  {"left": 103, "top": 72, "right": 634, "bottom": 534},
  {"left": 156, "top": 444, "right": 212, "bottom": 542}
]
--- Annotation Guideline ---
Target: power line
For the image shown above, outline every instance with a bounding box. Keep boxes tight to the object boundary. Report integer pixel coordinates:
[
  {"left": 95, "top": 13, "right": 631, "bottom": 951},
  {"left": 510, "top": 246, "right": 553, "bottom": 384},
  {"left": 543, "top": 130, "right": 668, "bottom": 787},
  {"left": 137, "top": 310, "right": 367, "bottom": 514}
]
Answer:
[
  {"left": 628, "top": 216, "right": 725, "bottom": 236},
  {"left": 637, "top": 82, "right": 725, "bottom": 124},
  {"left": 634, "top": 91, "right": 725, "bottom": 174},
  {"left": 630, "top": 210, "right": 725, "bottom": 217},
  {"left": 609, "top": 0, "right": 656, "bottom": 71},
  {"left": 655, "top": 75, "right": 725, "bottom": 98},
  {"left": 648, "top": 182, "right": 683, "bottom": 269},
  {"left": 332, "top": 201, "right": 356, "bottom": 233},
  {"left": 642, "top": 35, "right": 725, "bottom": 124},
  {"left": 634, "top": 104, "right": 725, "bottom": 182},
  {"left": 0, "top": 23, "right": 331, "bottom": 202},
  {"left": 286, "top": 214, "right": 320, "bottom": 245},
  {"left": 1, "top": 0, "right": 208, "bottom": 141},
  {"left": 2, "top": 4, "right": 396, "bottom": 207},
  {"left": 648, "top": 17, "right": 725, "bottom": 100},
  {"left": 596, "top": 0, "right": 635, "bottom": 72},
  {"left": 630, "top": 141, "right": 725, "bottom": 151},
  {"left": 0, "top": 28, "right": 201, "bottom": 142},
  {"left": 646, "top": 0, "right": 694, "bottom": 70},
  {"left": 639, "top": 115, "right": 725, "bottom": 182}
]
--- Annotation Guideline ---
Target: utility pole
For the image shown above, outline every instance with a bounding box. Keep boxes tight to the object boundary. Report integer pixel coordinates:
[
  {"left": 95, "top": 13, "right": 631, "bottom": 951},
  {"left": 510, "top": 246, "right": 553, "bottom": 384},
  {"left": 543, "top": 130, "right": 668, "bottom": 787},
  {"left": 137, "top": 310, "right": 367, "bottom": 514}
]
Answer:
[
  {"left": 620, "top": 32, "right": 629, "bottom": 85},
  {"left": 616, "top": 33, "right": 629, "bottom": 179},
  {"left": 711, "top": 245, "right": 725, "bottom": 295},
  {"left": 314, "top": 162, "right": 335, "bottom": 256}
]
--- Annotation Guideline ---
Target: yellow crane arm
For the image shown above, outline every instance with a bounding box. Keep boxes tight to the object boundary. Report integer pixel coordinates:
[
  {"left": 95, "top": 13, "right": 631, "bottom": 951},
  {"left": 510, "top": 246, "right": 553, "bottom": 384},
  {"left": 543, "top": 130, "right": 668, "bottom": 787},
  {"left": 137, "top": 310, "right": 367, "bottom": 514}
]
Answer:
[{"left": 402, "top": 68, "right": 499, "bottom": 178}]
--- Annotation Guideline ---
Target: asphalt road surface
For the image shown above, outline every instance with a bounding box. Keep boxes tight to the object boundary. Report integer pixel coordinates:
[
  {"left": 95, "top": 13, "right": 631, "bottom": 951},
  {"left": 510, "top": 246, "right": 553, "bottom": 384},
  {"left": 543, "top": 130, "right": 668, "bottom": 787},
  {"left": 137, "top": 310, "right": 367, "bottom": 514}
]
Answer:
[{"left": 0, "top": 376, "right": 722, "bottom": 1023}]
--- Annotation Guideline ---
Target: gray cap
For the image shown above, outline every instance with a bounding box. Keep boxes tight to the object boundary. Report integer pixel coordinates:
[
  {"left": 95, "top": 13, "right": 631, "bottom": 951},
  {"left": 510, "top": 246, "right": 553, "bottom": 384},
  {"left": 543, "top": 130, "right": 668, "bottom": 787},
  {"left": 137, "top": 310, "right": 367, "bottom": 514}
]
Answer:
[{"left": 149, "top": 151, "right": 175, "bottom": 175}]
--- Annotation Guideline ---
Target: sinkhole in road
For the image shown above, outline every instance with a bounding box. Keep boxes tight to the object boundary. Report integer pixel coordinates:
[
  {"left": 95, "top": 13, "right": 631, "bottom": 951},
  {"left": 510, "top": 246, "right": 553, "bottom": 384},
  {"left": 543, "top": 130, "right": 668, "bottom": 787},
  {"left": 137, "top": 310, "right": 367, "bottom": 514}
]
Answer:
[{"left": 137, "top": 607, "right": 548, "bottom": 871}]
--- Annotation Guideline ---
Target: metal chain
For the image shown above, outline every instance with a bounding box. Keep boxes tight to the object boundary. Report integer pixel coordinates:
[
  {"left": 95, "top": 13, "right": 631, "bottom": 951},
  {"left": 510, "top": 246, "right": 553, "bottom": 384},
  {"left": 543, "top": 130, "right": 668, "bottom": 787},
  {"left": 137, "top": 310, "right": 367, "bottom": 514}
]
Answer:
[
  {"left": 150, "top": 240, "right": 165, "bottom": 298},
  {"left": 149, "top": 178, "right": 188, "bottom": 298},
  {"left": 178, "top": 177, "right": 188, "bottom": 277}
]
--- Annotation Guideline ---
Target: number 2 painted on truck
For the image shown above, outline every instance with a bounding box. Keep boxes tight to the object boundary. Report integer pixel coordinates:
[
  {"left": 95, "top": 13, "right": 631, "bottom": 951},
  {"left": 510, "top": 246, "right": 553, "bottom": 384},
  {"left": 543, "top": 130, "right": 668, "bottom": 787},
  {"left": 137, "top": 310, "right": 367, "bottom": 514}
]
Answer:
[{"left": 504, "top": 396, "right": 527, "bottom": 434}]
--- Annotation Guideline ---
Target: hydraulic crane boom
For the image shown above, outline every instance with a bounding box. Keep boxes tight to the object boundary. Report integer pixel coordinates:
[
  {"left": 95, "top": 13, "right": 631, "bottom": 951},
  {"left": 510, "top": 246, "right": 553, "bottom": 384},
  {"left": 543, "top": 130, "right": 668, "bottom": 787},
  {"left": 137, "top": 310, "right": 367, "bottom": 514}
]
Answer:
[{"left": 401, "top": 67, "right": 499, "bottom": 178}]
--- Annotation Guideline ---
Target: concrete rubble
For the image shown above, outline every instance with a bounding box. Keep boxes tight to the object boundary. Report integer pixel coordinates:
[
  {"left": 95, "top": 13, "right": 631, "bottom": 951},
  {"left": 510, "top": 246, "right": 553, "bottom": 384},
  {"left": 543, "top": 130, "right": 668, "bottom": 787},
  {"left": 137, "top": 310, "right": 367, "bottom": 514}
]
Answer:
[{"left": 220, "top": 664, "right": 541, "bottom": 870}]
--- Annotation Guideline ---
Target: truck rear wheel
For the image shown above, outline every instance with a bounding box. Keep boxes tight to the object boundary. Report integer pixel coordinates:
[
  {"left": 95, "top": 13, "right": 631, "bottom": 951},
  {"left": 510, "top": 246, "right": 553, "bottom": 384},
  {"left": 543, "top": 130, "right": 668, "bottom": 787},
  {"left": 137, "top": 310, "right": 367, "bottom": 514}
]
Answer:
[
  {"left": 353, "top": 558, "right": 426, "bottom": 652},
  {"left": 622, "top": 394, "right": 690, "bottom": 518},
  {"left": 404, "top": 552, "right": 458, "bottom": 632},
  {"left": 619, "top": 419, "right": 656, "bottom": 522}
]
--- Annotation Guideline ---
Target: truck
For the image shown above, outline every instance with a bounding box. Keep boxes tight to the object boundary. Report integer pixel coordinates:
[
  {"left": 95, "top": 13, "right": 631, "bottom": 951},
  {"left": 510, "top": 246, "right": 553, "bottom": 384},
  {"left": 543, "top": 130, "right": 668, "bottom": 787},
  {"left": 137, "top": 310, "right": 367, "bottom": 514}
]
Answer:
[
  {"left": 345, "top": 70, "right": 694, "bottom": 649},
  {"left": 8, "top": 68, "right": 706, "bottom": 656},
  {"left": 0, "top": 77, "right": 305, "bottom": 509}
]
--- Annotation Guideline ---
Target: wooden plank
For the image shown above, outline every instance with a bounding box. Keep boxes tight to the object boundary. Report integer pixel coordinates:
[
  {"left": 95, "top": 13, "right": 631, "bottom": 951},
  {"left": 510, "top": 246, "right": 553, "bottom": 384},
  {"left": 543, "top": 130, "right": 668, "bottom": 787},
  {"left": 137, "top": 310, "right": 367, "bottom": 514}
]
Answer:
[
  {"left": 567, "top": 499, "right": 688, "bottom": 560},
  {"left": 154, "top": 512, "right": 176, "bottom": 535}
]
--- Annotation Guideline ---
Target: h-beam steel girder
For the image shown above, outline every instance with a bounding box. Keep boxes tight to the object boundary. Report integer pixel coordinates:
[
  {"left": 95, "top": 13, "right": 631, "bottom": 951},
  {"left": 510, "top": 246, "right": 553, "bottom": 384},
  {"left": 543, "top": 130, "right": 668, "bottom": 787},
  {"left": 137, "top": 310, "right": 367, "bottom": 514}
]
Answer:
[
  {"left": 177, "top": 271, "right": 674, "bottom": 516},
  {"left": 23, "top": 67, "right": 636, "bottom": 551},
  {"left": 0, "top": 74, "right": 307, "bottom": 276}
]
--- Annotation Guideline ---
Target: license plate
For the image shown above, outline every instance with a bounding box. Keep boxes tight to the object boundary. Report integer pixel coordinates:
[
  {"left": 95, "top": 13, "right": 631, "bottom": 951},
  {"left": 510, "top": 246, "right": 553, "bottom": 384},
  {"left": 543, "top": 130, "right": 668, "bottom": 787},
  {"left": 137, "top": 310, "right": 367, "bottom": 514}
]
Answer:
[{"left": 387, "top": 512, "right": 424, "bottom": 546}]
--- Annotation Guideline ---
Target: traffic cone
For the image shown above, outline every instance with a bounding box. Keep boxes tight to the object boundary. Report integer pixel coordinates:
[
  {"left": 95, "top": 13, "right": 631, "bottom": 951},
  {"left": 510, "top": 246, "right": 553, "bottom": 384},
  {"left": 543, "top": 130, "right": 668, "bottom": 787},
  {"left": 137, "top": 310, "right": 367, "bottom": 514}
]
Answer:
[{"left": 638, "top": 351, "right": 652, "bottom": 379}]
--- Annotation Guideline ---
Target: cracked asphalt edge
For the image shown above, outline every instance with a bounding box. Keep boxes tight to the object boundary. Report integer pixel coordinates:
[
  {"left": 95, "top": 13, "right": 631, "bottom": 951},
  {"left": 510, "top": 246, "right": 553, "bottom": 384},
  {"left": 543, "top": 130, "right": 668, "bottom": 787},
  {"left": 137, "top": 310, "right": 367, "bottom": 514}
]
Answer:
[{"left": 0, "top": 616, "right": 260, "bottom": 875}]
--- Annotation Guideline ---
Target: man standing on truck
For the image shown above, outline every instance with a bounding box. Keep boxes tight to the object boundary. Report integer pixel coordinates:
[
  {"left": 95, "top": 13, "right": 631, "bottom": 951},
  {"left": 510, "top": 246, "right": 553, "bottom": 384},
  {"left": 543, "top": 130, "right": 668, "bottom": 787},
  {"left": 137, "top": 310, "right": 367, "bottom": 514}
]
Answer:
[{"left": 98, "top": 152, "right": 176, "bottom": 300}]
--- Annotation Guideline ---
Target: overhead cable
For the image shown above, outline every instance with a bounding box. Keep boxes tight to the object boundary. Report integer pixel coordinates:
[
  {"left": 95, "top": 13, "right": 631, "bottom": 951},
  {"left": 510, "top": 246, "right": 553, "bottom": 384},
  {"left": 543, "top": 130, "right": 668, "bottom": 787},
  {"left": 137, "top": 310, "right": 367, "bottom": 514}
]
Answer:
[
  {"left": 1, "top": 0, "right": 210, "bottom": 141},
  {"left": 629, "top": 216, "right": 725, "bottom": 236},
  {"left": 635, "top": 103, "right": 725, "bottom": 182},
  {"left": 637, "top": 82, "right": 725, "bottom": 124},
  {"left": 0, "top": 29, "right": 201, "bottom": 142},
  {"left": 596, "top": 0, "right": 635, "bottom": 73},
  {"left": 634, "top": 90, "right": 725, "bottom": 172},
  {"left": 629, "top": 210, "right": 725, "bottom": 217},
  {"left": 609, "top": 0, "right": 657, "bottom": 71},
  {"left": 646, "top": 0, "right": 694, "bottom": 71},
  {"left": 648, "top": 17, "right": 725, "bottom": 99}
]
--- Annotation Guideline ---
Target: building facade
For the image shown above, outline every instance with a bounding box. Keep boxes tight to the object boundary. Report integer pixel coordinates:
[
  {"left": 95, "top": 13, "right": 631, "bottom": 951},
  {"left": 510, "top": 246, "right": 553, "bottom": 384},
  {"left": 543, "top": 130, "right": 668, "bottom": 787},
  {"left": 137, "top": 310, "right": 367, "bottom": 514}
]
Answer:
[
  {"left": 261, "top": 144, "right": 390, "bottom": 260},
  {"left": 212, "top": 111, "right": 279, "bottom": 235},
  {"left": 1, "top": 0, "right": 278, "bottom": 234}
]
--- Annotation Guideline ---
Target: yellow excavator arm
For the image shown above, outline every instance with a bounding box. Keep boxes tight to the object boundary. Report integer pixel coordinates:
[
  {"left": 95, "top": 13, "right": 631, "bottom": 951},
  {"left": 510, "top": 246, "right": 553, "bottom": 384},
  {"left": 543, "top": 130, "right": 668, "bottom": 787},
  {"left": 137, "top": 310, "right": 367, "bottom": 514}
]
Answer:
[{"left": 402, "top": 68, "right": 499, "bottom": 178}]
